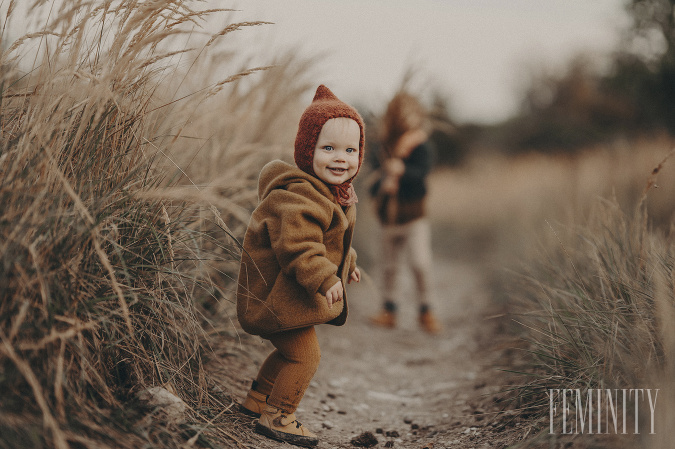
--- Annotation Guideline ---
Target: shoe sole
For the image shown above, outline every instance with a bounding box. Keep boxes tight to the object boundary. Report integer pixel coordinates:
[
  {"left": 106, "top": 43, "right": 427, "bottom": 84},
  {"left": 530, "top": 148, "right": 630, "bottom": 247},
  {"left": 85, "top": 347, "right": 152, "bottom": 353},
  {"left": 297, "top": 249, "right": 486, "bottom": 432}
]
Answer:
[
  {"left": 369, "top": 319, "right": 396, "bottom": 328},
  {"left": 238, "top": 403, "right": 261, "bottom": 418},
  {"left": 255, "top": 422, "right": 318, "bottom": 447}
]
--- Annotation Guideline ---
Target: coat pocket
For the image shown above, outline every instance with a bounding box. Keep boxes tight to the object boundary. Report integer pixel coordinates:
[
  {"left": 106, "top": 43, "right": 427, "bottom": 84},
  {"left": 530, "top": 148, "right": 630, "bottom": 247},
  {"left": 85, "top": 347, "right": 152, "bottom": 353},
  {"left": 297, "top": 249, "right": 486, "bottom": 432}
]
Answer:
[{"left": 267, "top": 273, "right": 343, "bottom": 332}]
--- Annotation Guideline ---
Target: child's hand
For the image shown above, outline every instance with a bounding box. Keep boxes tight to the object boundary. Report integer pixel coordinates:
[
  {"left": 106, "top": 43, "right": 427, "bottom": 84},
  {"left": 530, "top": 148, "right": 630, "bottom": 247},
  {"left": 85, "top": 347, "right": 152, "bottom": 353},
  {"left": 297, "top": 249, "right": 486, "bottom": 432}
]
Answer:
[
  {"left": 381, "top": 175, "right": 400, "bottom": 195},
  {"left": 348, "top": 267, "right": 361, "bottom": 284},
  {"left": 384, "top": 158, "right": 405, "bottom": 177},
  {"left": 325, "top": 281, "right": 343, "bottom": 308}
]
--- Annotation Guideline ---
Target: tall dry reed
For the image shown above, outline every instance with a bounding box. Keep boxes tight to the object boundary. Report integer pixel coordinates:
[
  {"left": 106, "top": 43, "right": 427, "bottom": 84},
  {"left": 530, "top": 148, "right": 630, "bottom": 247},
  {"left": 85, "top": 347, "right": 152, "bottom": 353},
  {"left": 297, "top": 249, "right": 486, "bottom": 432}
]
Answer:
[
  {"left": 503, "top": 151, "right": 675, "bottom": 447},
  {"left": 0, "top": 1, "right": 311, "bottom": 448}
]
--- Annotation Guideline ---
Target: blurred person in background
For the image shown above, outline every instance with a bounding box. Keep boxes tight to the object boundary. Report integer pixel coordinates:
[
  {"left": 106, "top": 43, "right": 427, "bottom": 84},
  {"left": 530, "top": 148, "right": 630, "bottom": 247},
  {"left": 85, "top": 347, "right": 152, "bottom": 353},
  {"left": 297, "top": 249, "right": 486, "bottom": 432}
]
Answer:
[{"left": 369, "top": 91, "right": 441, "bottom": 334}]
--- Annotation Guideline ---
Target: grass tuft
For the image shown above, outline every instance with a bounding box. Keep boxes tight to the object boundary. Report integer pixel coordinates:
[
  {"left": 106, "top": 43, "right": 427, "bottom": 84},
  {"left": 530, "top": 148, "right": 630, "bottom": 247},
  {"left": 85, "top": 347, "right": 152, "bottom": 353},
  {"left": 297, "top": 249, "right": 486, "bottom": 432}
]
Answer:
[
  {"left": 505, "top": 149, "right": 675, "bottom": 446},
  {"left": 0, "top": 1, "right": 316, "bottom": 447}
]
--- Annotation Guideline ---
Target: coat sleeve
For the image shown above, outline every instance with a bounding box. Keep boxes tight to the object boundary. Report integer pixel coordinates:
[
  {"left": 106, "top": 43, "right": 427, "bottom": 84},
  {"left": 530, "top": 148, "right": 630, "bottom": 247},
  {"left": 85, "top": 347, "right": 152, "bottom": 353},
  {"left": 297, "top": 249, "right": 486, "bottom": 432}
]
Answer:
[
  {"left": 263, "top": 188, "right": 341, "bottom": 297},
  {"left": 398, "top": 142, "right": 433, "bottom": 200},
  {"left": 401, "top": 142, "right": 432, "bottom": 183},
  {"left": 348, "top": 247, "right": 357, "bottom": 274}
]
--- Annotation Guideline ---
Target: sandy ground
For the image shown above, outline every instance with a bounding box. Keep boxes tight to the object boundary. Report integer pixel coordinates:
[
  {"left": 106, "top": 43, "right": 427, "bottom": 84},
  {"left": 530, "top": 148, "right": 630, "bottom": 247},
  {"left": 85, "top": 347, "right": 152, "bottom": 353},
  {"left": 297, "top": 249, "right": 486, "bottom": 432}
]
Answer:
[
  {"left": 207, "top": 164, "right": 662, "bottom": 449},
  {"left": 218, "top": 253, "right": 524, "bottom": 449},
  {"left": 207, "top": 171, "right": 534, "bottom": 449},
  {"left": 300, "top": 258, "right": 518, "bottom": 449}
]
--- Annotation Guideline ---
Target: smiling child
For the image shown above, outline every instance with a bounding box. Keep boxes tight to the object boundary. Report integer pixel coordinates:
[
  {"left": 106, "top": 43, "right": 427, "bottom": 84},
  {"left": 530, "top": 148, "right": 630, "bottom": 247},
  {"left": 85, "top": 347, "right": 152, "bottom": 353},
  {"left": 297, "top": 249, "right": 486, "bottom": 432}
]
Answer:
[{"left": 236, "top": 85, "right": 364, "bottom": 447}]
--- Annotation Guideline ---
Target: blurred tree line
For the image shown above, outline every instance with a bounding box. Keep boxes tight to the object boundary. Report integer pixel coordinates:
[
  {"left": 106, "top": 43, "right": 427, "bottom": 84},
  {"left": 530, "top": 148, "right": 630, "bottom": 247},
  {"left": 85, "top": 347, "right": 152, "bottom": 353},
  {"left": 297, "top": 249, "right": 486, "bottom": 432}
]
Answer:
[
  {"left": 362, "top": 0, "right": 675, "bottom": 167},
  {"left": 426, "top": 0, "right": 675, "bottom": 162},
  {"left": 494, "top": 0, "right": 675, "bottom": 154}
]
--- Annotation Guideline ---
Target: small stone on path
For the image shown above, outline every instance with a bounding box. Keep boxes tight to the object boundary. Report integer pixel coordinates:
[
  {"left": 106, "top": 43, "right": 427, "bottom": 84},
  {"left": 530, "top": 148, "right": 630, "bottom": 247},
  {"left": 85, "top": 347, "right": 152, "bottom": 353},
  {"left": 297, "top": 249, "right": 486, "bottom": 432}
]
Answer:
[{"left": 350, "top": 431, "right": 378, "bottom": 448}]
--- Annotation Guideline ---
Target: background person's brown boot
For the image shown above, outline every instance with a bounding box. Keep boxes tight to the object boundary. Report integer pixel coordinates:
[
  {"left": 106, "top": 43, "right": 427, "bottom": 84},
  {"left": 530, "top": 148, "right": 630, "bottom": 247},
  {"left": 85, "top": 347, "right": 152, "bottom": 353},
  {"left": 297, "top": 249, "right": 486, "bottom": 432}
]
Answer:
[
  {"left": 255, "top": 405, "right": 318, "bottom": 447},
  {"left": 419, "top": 306, "right": 441, "bottom": 334},
  {"left": 369, "top": 309, "right": 396, "bottom": 328},
  {"left": 369, "top": 301, "right": 397, "bottom": 328},
  {"left": 239, "top": 381, "right": 268, "bottom": 417}
]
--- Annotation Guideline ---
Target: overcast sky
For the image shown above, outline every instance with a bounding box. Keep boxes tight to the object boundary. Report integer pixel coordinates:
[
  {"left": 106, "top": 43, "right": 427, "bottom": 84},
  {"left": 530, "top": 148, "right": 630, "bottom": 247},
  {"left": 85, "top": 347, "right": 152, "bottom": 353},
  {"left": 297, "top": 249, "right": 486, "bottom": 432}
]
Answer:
[
  {"left": 2, "top": 1, "right": 631, "bottom": 124},
  {"left": 238, "top": 0, "right": 631, "bottom": 124}
]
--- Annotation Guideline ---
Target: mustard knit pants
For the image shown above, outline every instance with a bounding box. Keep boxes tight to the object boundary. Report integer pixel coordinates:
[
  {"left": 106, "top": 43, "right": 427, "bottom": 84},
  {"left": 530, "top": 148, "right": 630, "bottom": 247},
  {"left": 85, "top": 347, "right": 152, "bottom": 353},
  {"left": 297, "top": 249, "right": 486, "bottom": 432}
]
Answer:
[{"left": 255, "top": 326, "right": 320, "bottom": 413}]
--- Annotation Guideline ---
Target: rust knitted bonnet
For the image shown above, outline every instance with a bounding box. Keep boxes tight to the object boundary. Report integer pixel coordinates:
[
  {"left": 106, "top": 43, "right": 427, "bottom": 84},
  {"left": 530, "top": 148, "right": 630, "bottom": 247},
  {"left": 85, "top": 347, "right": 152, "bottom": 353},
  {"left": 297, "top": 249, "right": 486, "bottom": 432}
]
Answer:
[{"left": 294, "top": 85, "right": 365, "bottom": 205}]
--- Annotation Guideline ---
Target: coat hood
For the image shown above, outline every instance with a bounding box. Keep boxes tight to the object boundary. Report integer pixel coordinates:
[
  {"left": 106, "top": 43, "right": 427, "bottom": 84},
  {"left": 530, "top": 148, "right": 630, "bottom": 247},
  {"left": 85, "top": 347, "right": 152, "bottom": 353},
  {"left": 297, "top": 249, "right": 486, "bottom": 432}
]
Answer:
[{"left": 258, "top": 160, "right": 334, "bottom": 203}]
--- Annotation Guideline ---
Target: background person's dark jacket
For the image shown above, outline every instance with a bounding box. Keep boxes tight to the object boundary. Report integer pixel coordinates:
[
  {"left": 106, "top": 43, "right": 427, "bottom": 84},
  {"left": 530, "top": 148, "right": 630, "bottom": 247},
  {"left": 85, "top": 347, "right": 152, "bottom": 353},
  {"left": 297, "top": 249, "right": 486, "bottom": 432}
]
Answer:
[{"left": 370, "top": 141, "right": 433, "bottom": 225}]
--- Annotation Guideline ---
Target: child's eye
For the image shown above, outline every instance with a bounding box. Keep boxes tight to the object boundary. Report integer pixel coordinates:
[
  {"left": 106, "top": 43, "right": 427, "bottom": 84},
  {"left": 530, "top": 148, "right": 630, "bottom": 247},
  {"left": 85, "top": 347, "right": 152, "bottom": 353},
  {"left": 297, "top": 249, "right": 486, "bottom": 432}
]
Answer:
[
  {"left": 346, "top": 147, "right": 357, "bottom": 153},
  {"left": 324, "top": 146, "right": 334, "bottom": 151}
]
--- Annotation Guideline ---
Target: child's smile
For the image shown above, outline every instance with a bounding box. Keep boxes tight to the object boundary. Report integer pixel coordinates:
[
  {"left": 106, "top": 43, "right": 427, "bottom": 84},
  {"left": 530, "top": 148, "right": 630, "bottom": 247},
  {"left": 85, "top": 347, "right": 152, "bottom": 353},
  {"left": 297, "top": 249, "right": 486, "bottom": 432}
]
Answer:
[
  {"left": 328, "top": 167, "right": 347, "bottom": 175},
  {"left": 312, "top": 117, "right": 360, "bottom": 185}
]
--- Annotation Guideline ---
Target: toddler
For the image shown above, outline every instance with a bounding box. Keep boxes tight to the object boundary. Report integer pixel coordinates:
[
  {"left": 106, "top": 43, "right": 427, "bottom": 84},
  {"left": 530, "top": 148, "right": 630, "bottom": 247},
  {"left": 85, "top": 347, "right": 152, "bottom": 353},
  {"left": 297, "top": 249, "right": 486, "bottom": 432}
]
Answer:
[
  {"left": 369, "top": 91, "right": 441, "bottom": 334},
  {"left": 236, "top": 85, "right": 363, "bottom": 447}
]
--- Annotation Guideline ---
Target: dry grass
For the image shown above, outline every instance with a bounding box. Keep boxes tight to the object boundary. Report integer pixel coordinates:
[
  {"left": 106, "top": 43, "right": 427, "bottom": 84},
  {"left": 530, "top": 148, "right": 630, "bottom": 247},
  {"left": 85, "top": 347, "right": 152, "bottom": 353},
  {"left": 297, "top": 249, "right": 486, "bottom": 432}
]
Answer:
[
  {"left": 0, "top": 1, "right": 316, "bottom": 448},
  {"left": 5, "top": 1, "right": 673, "bottom": 448},
  {"left": 422, "top": 137, "right": 675, "bottom": 447},
  {"left": 428, "top": 141, "right": 675, "bottom": 447},
  {"left": 427, "top": 137, "right": 675, "bottom": 263}
]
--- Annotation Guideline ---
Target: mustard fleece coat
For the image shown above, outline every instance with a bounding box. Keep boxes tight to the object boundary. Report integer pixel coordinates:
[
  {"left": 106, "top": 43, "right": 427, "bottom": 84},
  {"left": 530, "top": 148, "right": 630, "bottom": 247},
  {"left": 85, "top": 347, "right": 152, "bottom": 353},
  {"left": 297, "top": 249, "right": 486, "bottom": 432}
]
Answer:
[{"left": 236, "top": 160, "right": 357, "bottom": 336}]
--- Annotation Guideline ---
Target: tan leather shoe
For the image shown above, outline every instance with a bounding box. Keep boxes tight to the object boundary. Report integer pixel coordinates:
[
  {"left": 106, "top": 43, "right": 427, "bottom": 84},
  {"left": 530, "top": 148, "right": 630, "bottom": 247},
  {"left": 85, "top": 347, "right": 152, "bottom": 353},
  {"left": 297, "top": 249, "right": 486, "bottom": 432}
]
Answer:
[
  {"left": 255, "top": 405, "right": 318, "bottom": 447},
  {"left": 419, "top": 310, "right": 441, "bottom": 334},
  {"left": 239, "top": 388, "right": 268, "bottom": 418},
  {"left": 369, "top": 310, "right": 396, "bottom": 328}
]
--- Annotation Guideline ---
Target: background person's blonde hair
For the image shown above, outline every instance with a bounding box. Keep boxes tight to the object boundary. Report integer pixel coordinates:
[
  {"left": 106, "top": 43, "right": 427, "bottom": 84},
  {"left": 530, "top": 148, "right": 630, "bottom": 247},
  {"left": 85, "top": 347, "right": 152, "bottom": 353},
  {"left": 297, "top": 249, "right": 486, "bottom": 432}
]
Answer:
[{"left": 380, "top": 91, "right": 427, "bottom": 156}]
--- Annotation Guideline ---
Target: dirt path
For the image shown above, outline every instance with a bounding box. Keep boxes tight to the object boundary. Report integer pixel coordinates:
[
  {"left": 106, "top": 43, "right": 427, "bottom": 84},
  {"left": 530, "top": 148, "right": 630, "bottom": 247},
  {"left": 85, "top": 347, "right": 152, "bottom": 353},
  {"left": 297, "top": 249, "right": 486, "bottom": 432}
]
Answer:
[{"left": 225, "top": 255, "right": 520, "bottom": 449}]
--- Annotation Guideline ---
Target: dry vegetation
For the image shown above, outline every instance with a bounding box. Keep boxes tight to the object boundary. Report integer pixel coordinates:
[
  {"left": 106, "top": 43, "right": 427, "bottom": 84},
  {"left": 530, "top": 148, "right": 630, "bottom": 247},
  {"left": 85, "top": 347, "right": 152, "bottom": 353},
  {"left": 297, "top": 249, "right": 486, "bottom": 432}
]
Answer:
[
  {"left": 428, "top": 137, "right": 675, "bottom": 261},
  {"left": 427, "top": 139, "right": 675, "bottom": 448},
  {"left": 0, "top": 1, "right": 315, "bottom": 448},
  {"left": 3, "top": 1, "right": 675, "bottom": 449}
]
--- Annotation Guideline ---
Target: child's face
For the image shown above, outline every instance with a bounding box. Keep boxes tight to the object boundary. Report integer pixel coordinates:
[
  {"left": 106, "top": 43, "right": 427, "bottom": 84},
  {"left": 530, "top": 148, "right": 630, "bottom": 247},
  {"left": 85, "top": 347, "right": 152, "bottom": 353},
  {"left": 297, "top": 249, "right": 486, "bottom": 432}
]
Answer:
[{"left": 312, "top": 117, "right": 360, "bottom": 185}]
